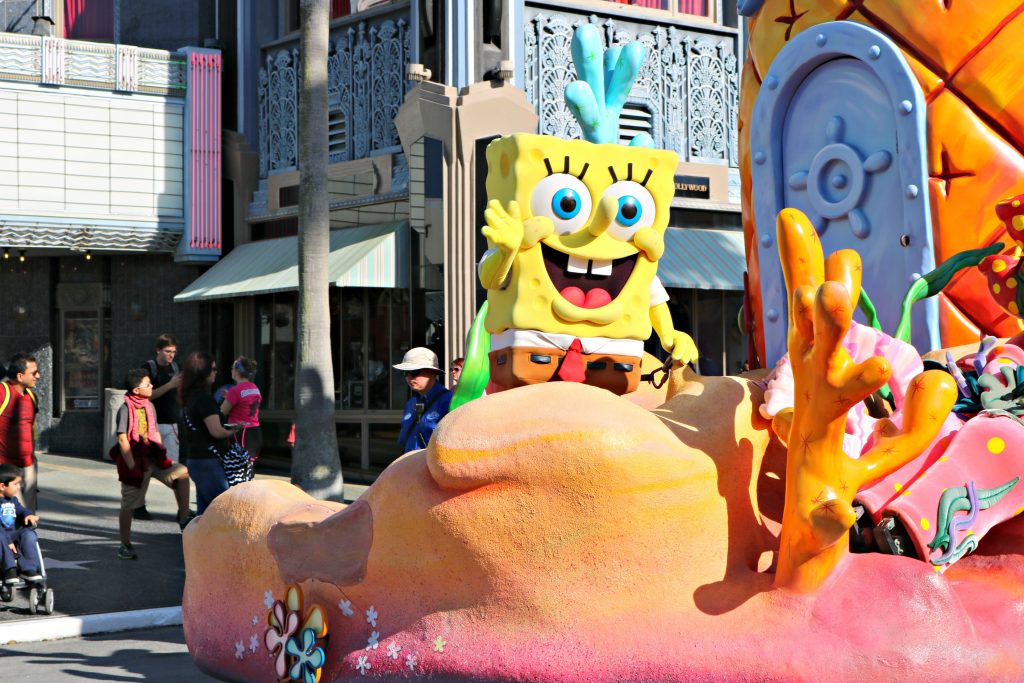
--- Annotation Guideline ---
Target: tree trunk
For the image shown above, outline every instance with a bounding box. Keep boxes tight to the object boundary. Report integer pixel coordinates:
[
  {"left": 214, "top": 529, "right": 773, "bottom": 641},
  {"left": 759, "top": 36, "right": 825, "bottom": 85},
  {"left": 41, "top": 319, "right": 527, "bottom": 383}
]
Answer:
[{"left": 293, "top": 0, "right": 342, "bottom": 500}]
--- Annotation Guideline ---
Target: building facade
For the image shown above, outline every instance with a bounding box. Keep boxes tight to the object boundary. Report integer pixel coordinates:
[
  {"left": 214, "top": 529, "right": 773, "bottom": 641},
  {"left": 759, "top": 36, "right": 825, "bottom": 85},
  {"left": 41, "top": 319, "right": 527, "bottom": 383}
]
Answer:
[
  {"left": 172, "top": 0, "right": 746, "bottom": 480},
  {"left": 0, "top": 1, "right": 222, "bottom": 453}
]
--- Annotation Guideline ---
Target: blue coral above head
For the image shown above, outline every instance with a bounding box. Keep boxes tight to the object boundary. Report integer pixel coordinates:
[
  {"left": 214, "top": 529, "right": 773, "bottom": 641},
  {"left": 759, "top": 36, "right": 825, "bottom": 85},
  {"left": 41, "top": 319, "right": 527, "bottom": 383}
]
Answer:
[{"left": 564, "top": 24, "right": 653, "bottom": 149}]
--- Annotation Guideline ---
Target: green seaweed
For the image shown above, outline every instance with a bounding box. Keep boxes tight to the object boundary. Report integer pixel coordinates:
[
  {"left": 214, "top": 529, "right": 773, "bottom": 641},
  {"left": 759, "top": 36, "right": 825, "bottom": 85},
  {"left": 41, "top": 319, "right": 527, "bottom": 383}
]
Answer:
[
  {"left": 449, "top": 302, "right": 491, "bottom": 411},
  {"left": 893, "top": 243, "right": 1004, "bottom": 343}
]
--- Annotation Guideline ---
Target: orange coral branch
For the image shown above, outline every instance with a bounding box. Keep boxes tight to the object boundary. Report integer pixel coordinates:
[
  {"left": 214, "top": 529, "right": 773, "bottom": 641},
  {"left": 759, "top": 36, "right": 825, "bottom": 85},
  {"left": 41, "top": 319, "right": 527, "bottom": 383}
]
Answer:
[{"left": 772, "top": 209, "right": 956, "bottom": 592}]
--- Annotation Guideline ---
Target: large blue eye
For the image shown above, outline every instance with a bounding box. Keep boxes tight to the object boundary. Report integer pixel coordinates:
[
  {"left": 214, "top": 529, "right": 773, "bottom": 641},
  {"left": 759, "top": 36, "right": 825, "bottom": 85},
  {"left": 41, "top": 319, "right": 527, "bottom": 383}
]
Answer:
[
  {"left": 531, "top": 174, "right": 593, "bottom": 234},
  {"left": 552, "top": 188, "right": 583, "bottom": 220},
  {"left": 616, "top": 196, "right": 642, "bottom": 227},
  {"left": 602, "top": 180, "right": 656, "bottom": 242}
]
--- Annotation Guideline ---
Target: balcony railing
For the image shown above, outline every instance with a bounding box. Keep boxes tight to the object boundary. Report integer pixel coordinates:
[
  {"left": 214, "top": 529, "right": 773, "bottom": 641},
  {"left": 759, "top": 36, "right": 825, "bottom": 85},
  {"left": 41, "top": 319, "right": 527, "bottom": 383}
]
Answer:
[
  {"left": 258, "top": 4, "right": 412, "bottom": 176},
  {"left": 0, "top": 32, "right": 187, "bottom": 95}
]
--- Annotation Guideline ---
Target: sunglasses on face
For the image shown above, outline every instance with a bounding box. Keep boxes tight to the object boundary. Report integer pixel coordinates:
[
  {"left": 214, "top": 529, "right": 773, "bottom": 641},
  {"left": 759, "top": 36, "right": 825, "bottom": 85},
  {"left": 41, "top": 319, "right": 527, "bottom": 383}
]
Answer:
[{"left": 405, "top": 369, "right": 430, "bottom": 377}]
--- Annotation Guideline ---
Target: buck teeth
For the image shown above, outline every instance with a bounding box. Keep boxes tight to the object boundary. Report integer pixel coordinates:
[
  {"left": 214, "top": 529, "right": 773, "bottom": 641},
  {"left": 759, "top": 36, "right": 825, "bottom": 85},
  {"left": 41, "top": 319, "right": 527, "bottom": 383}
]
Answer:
[
  {"left": 566, "top": 256, "right": 613, "bottom": 277},
  {"left": 567, "top": 256, "right": 589, "bottom": 274}
]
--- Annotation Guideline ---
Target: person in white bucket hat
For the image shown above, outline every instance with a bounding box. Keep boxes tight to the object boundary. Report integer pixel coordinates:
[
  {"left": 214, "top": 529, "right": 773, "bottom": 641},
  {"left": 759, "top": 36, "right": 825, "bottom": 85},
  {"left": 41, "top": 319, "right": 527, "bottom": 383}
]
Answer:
[{"left": 393, "top": 347, "right": 452, "bottom": 453}]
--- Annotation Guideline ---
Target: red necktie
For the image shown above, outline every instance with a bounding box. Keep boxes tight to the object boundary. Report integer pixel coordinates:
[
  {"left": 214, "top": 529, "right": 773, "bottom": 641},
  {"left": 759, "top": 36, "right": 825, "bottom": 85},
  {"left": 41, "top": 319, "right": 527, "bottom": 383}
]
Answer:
[{"left": 557, "top": 338, "right": 586, "bottom": 383}]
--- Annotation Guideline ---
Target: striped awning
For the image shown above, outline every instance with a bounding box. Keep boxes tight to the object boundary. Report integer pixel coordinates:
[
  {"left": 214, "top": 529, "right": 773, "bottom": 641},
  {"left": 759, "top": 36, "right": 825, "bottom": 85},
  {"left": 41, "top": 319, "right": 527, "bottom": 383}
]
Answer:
[
  {"left": 658, "top": 227, "right": 746, "bottom": 291},
  {"left": 174, "top": 222, "right": 407, "bottom": 302}
]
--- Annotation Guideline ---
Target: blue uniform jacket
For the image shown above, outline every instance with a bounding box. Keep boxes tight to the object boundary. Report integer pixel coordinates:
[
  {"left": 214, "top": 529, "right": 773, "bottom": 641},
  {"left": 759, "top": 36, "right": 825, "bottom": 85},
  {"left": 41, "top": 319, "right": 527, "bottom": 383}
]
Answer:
[{"left": 397, "top": 383, "right": 452, "bottom": 453}]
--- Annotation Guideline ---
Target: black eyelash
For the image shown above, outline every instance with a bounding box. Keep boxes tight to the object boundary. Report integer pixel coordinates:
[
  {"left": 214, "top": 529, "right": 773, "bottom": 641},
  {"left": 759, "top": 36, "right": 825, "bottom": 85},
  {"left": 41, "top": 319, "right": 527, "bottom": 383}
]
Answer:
[
  {"left": 609, "top": 164, "right": 654, "bottom": 186},
  {"left": 543, "top": 156, "right": 589, "bottom": 180}
]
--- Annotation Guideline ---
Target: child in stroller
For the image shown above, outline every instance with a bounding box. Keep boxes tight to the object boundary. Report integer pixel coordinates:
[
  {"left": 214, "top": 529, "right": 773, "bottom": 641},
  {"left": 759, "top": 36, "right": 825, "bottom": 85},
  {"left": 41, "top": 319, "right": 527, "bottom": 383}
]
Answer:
[{"left": 0, "top": 463, "right": 52, "bottom": 614}]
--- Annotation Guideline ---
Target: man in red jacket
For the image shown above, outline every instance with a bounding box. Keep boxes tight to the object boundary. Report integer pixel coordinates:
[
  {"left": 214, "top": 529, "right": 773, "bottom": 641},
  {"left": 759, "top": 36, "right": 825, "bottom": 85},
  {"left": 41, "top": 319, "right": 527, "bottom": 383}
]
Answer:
[{"left": 0, "top": 353, "right": 40, "bottom": 510}]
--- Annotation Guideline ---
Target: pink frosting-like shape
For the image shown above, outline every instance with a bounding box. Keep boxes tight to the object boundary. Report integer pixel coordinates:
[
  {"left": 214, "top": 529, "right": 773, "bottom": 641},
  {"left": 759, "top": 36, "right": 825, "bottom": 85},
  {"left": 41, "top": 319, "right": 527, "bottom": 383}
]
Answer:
[{"left": 761, "top": 321, "right": 936, "bottom": 458}]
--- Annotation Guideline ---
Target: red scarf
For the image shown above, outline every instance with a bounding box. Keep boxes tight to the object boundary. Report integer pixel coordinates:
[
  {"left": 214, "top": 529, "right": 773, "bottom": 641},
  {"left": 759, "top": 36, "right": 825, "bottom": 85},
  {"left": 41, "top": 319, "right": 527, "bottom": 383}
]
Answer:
[{"left": 123, "top": 392, "right": 159, "bottom": 445}]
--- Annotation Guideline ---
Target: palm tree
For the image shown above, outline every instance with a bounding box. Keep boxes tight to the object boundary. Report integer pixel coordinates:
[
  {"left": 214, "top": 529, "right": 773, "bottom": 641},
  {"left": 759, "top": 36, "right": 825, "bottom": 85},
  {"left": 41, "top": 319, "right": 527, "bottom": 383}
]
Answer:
[{"left": 294, "top": 0, "right": 342, "bottom": 499}]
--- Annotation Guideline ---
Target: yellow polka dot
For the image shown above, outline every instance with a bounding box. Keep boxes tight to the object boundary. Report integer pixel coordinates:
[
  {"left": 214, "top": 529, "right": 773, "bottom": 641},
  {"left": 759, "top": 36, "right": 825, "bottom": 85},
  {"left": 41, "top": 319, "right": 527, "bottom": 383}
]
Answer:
[
  {"left": 920, "top": 518, "right": 931, "bottom": 531},
  {"left": 1009, "top": 278, "right": 1018, "bottom": 289},
  {"left": 1014, "top": 215, "right": 1024, "bottom": 231},
  {"left": 1015, "top": 506, "right": 1024, "bottom": 516},
  {"left": 902, "top": 489, "right": 912, "bottom": 496},
  {"left": 934, "top": 565, "right": 942, "bottom": 572},
  {"left": 988, "top": 437, "right": 1006, "bottom": 454},
  {"left": 1014, "top": 200, "right": 1022, "bottom": 208},
  {"left": 993, "top": 283, "right": 1002, "bottom": 295},
  {"left": 939, "top": 456, "right": 949, "bottom": 462},
  {"left": 993, "top": 260, "right": 1007, "bottom": 273},
  {"left": 1010, "top": 302, "right": 1020, "bottom": 315},
  {"left": 894, "top": 482, "right": 903, "bottom": 492}
]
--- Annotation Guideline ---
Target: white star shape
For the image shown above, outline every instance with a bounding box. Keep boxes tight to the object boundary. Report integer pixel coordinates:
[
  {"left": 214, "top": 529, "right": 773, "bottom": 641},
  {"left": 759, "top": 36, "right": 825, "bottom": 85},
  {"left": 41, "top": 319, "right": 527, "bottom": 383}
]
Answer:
[
  {"left": 338, "top": 599, "right": 354, "bottom": 617},
  {"left": 234, "top": 641, "right": 245, "bottom": 660},
  {"left": 251, "top": 615, "right": 259, "bottom": 626},
  {"left": 365, "top": 605, "right": 378, "bottom": 627},
  {"left": 356, "top": 655, "right": 371, "bottom": 675},
  {"left": 263, "top": 590, "right": 274, "bottom": 609},
  {"left": 406, "top": 653, "right": 418, "bottom": 670},
  {"left": 386, "top": 641, "right": 401, "bottom": 659},
  {"left": 249, "top": 634, "right": 259, "bottom": 653},
  {"left": 366, "top": 630, "right": 380, "bottom": 650}
]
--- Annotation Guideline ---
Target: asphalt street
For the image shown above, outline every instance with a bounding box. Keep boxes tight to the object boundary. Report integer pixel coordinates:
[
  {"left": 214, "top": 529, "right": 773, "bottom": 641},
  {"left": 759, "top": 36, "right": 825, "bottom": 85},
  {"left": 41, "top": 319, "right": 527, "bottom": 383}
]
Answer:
[{"left": 0, "top": 625, "right": 219, "bottom": 681}]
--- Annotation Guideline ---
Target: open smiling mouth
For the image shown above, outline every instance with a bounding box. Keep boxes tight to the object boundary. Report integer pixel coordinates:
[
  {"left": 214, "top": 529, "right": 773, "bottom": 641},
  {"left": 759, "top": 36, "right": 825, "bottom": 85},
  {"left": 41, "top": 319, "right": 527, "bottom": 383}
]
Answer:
[{"left": 541, "top": 243, "right": 637, "bottom": 309}]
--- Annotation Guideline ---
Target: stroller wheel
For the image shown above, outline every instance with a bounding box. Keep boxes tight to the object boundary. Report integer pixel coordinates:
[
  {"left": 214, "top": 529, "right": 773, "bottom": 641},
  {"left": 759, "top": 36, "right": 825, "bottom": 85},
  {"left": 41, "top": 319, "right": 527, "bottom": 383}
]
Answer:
[
  {"left": 0, "top": 584, "right": 11, "bottom": 602},
  {"left": 42, "top": 588, "right": 54, "bottom": 615},
  {"left": 28, "top": 587, "right": 38, "bottom": 615}
]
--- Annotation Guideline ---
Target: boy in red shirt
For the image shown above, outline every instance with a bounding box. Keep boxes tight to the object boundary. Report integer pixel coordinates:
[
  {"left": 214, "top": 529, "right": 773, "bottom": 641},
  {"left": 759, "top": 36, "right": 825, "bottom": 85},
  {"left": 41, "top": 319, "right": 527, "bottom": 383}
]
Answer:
[{"left": 112, "top": 369, "right": 193, "bottom": 560}]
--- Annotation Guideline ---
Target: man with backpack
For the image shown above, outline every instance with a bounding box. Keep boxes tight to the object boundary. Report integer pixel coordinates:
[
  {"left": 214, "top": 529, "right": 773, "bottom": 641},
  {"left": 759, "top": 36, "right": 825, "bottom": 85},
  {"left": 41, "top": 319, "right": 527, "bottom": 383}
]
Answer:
[
  {"left": 137, "top": 334, "right": 181, "bottom": 520},
  {"left": 0, "top": 353, "right": 40, "bottom": 510}
]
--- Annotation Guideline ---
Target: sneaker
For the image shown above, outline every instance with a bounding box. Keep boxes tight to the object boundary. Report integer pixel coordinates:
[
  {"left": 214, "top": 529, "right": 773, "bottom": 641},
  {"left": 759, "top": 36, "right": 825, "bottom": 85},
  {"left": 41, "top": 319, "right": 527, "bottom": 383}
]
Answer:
[
  {"left": 19, "top": 571, "right": 42, "bottom": 583},
  {"left": 178, "top": 511, "right": 197, "bottom": 530},
  {"left": 117, "top": 543, "right": 138, "bottom": 560},
  {"left": 132, "top": 506, "right": 153, "bottom": 521},
  {"left": 2, "top": 567, "right": 17, "bottom": 584}
]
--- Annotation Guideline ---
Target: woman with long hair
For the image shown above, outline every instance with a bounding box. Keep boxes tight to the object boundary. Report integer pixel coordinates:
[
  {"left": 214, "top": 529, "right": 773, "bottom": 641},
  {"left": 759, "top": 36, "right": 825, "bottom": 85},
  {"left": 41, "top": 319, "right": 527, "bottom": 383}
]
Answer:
[
  {"left": 220, "top": 356, "right": 263, "bottom": 460},
  {"left": 178, "top": 352, "right": 238, "bottom": 513}
]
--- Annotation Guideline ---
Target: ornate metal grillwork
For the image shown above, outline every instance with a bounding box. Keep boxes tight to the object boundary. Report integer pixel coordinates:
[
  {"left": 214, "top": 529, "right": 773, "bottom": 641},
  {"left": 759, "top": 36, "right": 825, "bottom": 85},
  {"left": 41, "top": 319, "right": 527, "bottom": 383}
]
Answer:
[
  {"left": 522, "top": 10, "right": 738, "bottom": 166},
  {"left": 259, "top": 13, "right": 410, "bottom": 176}
]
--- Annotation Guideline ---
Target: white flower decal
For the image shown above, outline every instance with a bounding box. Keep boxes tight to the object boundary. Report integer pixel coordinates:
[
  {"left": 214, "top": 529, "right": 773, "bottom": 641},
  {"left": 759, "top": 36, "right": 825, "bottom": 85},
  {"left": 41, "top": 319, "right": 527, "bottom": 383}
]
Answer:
[
  {"left": 365, "top": 605, "right": 378, "bottom": 627},
  {"left": 263, "top": 590, "right": 275, "bottom": 609},
  {"left": 386, "top": 641, "right": 401, "bottom": 660},
  {"left": 355, "top": 655, "right": 371, "bottom": 675},
  {"left": 338, "top": 599, "right": 354, "bottom": 617},
  {"left": 406, "top": 653, "right": 418, "bottom": 670},
  {"left": 366, "top": 630, "right": 380, "bottom": 650},
  {"left": 234, "top": 640, "right": 245, "bottom": 660},
  {"left": 249, "top": 634, "right": 259, "bottom": 653},
  {"left": 252, "top": 615, "right": 259, "bottom": 626}
]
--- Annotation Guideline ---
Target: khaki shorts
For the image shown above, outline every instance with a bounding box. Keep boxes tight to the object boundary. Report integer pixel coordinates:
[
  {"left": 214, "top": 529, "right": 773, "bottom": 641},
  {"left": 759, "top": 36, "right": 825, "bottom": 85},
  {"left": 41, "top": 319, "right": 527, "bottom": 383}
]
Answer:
[{"left": 121, "top": 462, "right": 188, "bottom": 510}]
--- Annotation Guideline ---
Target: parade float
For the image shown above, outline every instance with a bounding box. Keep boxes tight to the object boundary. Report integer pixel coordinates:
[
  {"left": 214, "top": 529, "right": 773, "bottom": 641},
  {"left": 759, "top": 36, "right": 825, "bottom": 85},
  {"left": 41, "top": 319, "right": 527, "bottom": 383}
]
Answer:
[{"left": 183, "top": 9, "right": 1024, "bottom": 682}]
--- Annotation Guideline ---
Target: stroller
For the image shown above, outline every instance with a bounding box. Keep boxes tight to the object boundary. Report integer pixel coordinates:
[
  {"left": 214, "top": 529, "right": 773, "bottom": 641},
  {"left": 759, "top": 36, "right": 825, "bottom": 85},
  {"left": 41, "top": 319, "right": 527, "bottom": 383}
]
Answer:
[{"left": 0, "top": 525, "right": 54, "bottom": 615}]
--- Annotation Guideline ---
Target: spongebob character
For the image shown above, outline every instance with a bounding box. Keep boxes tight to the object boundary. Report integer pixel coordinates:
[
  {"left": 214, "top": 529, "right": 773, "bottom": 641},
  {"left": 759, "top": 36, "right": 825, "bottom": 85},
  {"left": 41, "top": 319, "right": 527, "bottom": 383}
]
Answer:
[{"left": 478, "top": 25, "right": 696, "bottom": 395}]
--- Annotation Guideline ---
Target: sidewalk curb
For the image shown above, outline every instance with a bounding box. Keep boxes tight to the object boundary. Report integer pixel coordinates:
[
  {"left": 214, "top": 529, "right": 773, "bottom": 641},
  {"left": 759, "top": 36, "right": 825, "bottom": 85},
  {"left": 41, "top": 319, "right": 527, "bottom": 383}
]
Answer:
[{"left": 0, "top": 606, "right": 182, "bottom": 644}]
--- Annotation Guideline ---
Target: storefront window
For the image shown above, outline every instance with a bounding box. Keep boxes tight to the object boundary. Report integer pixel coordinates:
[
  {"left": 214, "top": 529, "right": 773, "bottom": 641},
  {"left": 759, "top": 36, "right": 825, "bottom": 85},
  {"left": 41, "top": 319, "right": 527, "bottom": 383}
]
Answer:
[
  {"left": 337, "top": 422, "right": 362, "bottom": 469},
  {"left": 658, "top": 288, "right": 747, "bottom": 376},
  {"left": 255, "top": 294, "right": 297, "bottom": 410},
  {"left": 369, "top": 422, "right": 403, "bottom": 472},
  {"left": 61, "top": 310, "right": 103, "bottom": 411},
  {"left": 339, "top": 292, "right": 365, "bottom": 409}
]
